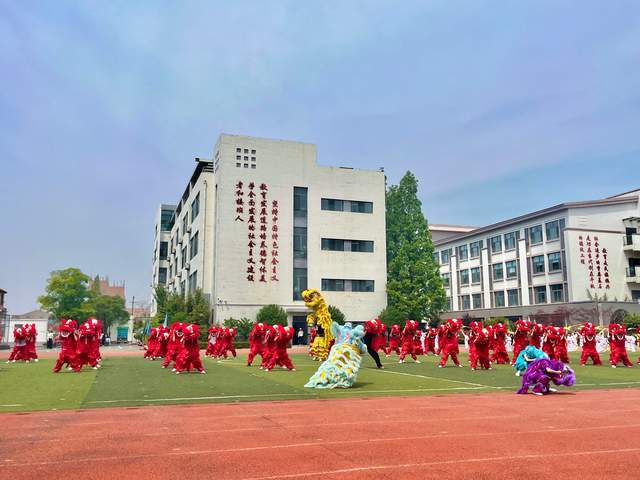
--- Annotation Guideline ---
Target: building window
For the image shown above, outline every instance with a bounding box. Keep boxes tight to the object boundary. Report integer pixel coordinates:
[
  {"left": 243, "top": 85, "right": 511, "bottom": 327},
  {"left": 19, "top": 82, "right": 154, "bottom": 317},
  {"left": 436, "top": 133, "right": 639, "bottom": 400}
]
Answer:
[
  {"left": 490, "top": 235, "right": 502, "bottom": 253},
  {"left": 294, "top": 227, "right": 308, "bottom": 258},
  {"left": 351, "top": 201, "right": 373, "bottom": 213},
  {"left": 492, "top": 263, "right": 504, "bottom": 281},
  {"left": 236, "top": 147, "right": 241, "bottom": 153},
  {"left": 321, "top": 239, "right": 373, "bottom": 253},
  {"left": 471, "top": 267, "right": 481, "bottom": 284},
  {"left": 321, "top": 279, "right": 374, "bottom": 292},
  {"left": 236, "top": 163, "right": 241, "bottom": 167},
  {"left": 322, "top": 279, "right": 345, "bottom": 291},
  {"left": 505, "top": 260, "right": 518, "bottom": 279},
  {"left": 546, "top": 220, "right": 560, "bottom": 241},
  {"left": 191, "top": 193, "right": 200, "bottom": 222},
  {"left": 182, "top": 215, "right": 188, "bottom": 237},
  {"left": 469, "top": 240, "right": 482, "bottom": 258},
  {"left": 550, "top": 284, "right": 564, "bottom": 302},
  {"left": 321, "top": 198, "right": 344, "bottom": 211},
  {"left": 159, "top": 267, "right": 167, "bottom": 285},
  {"left": 441, "top": 248, "right": 451, "bottom": 264},
  {"left": 251, "top": 149, "right": 256, "bottom": 154},
  {"left": 433, "top": 252, "right": 440, "bottom": 263},
  {"left": 181, "top": 247, "right": 187, "bottom": 268},
  {"left": 321, "top": 198, "right": 373, "bottom": 213},
  {"left": 534, "top": 286, "right": 547, "bottom": 304},
  {"left": 294, "top": 187, "right": 308, "bottom": 216},
  {"left": 293, "top": 268, "right": 307, "bottom": 301},
  {"left": 532, "top": 255, "right": 545, "bottom": 274},
  {"left": 504, "top": 231, "right": 517, "bottom": 250},
  {"left": 236, "top": 155, "right": 241, "bottom": 160},
  {"left": 189, "top": 232, "right": 199, "bottom": 259},
  {"left": 160, "top": 209, "right": 174, "bottom": 232},
  {"left": 457, "top": 245, "right": 468, "bottom": 261},
  {"left": 251, "top": 164, "right": 256, "bottom": 169},
  {"left": 352, "top": 280, "right": 375, "bottom": 292},
  {"left": 442, "top": 272, "right": 450, "bottom": 287},
  {"left": 460, "top": 295, "right": 471, "bottom": 310},
  {"left": 460, "top": 269, "right": 469, "bottom": 286},
  {"left": 244, "top": 148, "right": 248, "bottom": 153},
  {"left": 548, "top": 252, "right": 562, "bottom": 272},
  {"left": 507, "top": 289, "right": 520, "bottom": 306},
  {"left": 472, "top": 293, "right": 482, "bottom": 309},
  {"left": 529, "top": 225, "right": 543, "bottom": 244},
  {"left": 494, "top": 291, "right": 505, "bottom": 307},
  {"left": 188, "top": 271, "right": 198, "bottom": 292},
  {"left": 181, "top": 280, "right": 186, "bottom": 294},
  {"left": 159, "top": 241, "right": 168, "bottom": 260}
]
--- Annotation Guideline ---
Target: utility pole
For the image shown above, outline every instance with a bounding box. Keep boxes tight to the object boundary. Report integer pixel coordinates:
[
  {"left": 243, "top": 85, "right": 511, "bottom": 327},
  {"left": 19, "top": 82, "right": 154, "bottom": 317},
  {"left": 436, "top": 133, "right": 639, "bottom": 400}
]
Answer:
[{"left": 131, "top": 296, "right": 135, "bottom": 316}]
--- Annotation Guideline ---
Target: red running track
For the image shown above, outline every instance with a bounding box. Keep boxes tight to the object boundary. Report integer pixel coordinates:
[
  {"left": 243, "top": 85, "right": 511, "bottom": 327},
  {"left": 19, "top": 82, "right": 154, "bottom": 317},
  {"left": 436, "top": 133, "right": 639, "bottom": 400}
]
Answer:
[{"left": 1, "top": 389, "right": 640, "bottom": 480}]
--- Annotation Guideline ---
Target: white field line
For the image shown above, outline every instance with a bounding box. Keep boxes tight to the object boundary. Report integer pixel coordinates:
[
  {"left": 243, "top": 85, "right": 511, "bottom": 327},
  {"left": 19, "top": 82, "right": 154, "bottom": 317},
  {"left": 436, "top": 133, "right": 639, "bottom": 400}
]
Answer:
[
  {"left": 378, "top": 368, "right": 496, "bottom": 388},
  {"left": 3, "top": 424, "right": 640, "bottom": 468},
  {"left": 240, "top": 447, "right": 640, "bottom": 480}
]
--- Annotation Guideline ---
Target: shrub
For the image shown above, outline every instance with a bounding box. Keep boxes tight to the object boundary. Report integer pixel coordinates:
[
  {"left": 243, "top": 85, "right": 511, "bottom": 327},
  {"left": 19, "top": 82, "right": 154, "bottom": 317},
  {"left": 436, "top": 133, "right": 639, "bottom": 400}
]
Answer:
[
  {"left": 624, "top": 312, "right": 640, "bottom": 330},
  {"left": 223, "top": 317, "right": 253, "bottom": 340},
  {"left": 256, "top": 304, "right": 287, "bottom": 326},
  {"left": 328, "top": 305, "right": 345, "bottom": 325}
]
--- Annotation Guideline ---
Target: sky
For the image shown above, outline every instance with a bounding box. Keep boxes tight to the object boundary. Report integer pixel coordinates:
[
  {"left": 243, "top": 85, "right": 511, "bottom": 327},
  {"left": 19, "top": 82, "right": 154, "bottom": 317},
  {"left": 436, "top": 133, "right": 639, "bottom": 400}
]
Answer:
[{"left": 1, "top": 1, "right": 639, "bottom": 314}]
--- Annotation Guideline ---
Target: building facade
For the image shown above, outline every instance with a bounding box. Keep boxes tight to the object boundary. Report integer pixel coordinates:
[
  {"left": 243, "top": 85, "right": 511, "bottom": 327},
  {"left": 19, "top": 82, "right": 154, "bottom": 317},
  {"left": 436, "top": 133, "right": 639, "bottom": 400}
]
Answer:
[
  {"left": 434, "top": 189, "right": 640, "bottom": 324},
  {"left": 152, "top": 134, "right": 387, "bottom": 328}
]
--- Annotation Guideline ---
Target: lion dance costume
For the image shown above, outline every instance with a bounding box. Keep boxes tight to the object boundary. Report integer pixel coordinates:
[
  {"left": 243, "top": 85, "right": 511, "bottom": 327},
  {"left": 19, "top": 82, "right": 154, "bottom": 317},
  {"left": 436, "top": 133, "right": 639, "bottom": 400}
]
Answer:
[
  {"left": 579, "top": 322, "right": 601, "bottom": 366},
  {"left": 439, "top": 318, "right": 463, "bottom": 367},
  {"left": 304, "top": 289, "right": 334, "bottom": 361},
  {"left": 517, "top": 358, "right": 575, "bottom": 395},
  {"left": 53, "top": 319, "right": 79, "bottom": 372},
  {"left": 385, "top": 324, "right": 402, "bottom": 356},
  {"left": 609, "top": 323, "right": 633, "bottom": 368},
  {"left": 305, "top": 322, "right": 367, "bottom": 389}
]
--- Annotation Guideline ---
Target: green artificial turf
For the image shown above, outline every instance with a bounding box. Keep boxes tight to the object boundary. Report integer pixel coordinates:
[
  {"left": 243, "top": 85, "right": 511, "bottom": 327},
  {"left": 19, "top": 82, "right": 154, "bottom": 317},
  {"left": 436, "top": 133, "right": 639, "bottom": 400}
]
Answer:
[{"left": 1, "top": 352, "right": 639, "bottom": 412}]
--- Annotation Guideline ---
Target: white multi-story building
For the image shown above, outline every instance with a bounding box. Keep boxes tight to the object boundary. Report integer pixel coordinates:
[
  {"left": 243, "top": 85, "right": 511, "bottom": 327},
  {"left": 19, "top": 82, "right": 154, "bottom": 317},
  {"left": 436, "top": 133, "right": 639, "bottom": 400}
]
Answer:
[
  {"left": 151, "top": 134, "right": 387, "bottom": 332},
  {"left": 434, "top": 189, "right": 640, "bottom": 324}
]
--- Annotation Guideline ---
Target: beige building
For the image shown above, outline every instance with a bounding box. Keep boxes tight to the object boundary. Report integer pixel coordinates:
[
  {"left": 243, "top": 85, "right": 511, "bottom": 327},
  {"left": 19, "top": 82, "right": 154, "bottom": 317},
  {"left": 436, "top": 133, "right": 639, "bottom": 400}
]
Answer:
[
  {"left": 434, "top": 189, "right": 640, "bottom": 324},
  {"left": 152, "top": 134, "right": 387, "bottom": 331}
]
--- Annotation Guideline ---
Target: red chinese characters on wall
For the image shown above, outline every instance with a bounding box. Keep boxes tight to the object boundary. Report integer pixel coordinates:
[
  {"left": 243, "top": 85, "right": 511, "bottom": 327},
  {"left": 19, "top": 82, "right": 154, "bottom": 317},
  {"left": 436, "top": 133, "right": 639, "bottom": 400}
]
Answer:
[
  {"left": 578, "top": 234, "right": 610, "bottom": 290},
  {"left": 237, "top": 180, "right": 279, "bottom": 283},
  {"left": 271, "top": 200, "right": 279, "bottom": 282}
]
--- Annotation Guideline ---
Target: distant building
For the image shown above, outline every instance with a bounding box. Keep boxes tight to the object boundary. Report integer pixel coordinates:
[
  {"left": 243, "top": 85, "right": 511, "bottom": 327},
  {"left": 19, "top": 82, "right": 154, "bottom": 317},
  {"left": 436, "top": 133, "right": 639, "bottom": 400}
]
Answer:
[
  {"left": 434, "top": 189, "right": 640, "bottom": 324},
  {"left": 0, "top": 289, "right": 7, "bottom": 344},
  {"left": 151, "top": 134, "right": 388, "bottom": 330},
  {"left": 89, "top": 277, "right": 125, "bottom": 299},
  {"left": 429, "top": 224, "right": 477, "bottom": 243},
  {"left": 0, "top": 288, "right": 6, "bottom": 313}
]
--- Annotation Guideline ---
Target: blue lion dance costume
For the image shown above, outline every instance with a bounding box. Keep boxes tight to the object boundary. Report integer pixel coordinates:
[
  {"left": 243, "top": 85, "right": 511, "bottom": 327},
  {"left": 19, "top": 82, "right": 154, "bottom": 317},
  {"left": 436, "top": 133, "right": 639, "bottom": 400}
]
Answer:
[
  {"left": 305, "top": 322, "right": 367, "bottom": 389},
  {"left": 513, "top": 345, "right": 549, "bottom": 375}
]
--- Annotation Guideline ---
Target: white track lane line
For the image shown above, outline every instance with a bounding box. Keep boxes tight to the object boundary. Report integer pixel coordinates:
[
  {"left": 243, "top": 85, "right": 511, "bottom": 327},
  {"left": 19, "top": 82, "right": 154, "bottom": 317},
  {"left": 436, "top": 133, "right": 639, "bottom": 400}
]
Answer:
[{"left": 378, "top": 369, "right": 496, "bottom": 388}]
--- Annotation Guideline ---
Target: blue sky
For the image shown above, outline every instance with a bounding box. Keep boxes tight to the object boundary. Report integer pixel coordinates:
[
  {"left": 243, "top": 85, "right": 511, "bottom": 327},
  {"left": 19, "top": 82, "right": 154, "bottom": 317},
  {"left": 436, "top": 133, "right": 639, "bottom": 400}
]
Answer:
[{"left": 1, "top": 1, "right": 639, "bottom": 313}]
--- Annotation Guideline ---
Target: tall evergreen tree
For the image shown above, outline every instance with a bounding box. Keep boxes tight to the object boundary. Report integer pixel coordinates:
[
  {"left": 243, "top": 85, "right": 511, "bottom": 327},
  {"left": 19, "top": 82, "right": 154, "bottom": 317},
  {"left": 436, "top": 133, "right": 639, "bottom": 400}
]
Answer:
[{"left": 386, "top": 171, "right": 446, "bottom": 321}]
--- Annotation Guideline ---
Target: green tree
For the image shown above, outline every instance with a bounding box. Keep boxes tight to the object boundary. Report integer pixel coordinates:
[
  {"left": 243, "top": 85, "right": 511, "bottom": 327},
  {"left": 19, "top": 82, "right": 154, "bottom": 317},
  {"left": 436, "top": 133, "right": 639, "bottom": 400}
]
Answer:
[
  {"left": 38, "top": 268, "right": 94, "bottom": 320},
  {"left": 152, "top": 285, "right": 169, "bottom": 325},
  {"left": 378, "top": 305, "right": 408, "bottom": 327},
  {"left": 385, "top": 171, "right": 447, "bottom": 321},
  {"left": 89, "top": 294, "right": 130, "bottom": 336},
  {"left": 224, "top": 317, "right": 253, "bottom": 339},
  {"left": 624, "top": 312, "right": 640, "bottom": 330},
  {"left": 256, "top": 304, "right": 287, "bottom": 326},
  {"left": 328, "top": 305, "right": 345, "bottom": 325},
  {"left": 186, "top": 289, "right": 211, "bottom": 331}
]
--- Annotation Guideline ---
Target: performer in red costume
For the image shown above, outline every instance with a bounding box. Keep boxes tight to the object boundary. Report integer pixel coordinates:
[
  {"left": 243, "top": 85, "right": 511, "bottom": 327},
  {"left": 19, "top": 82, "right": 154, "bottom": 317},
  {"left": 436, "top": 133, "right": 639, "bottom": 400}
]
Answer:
[
  {"left": 247, "top": 322, "right": 266, "bottom": 366},
  {"left": 438, "top": 318, "right": 463, "bottom": 368},
  {"left": 529, "top": 323, "right": 545, "bottom": 349},
  {"left": 609, "top": 323, "right": 633, "bottom": 368},
  {"left": 153, "top": 325, "right": 170, "bottom": 359},
  {"left": 490, "top": 322, "right": 510, "bottom": 365},
  {"left": 424, "top": 327, "right": 437, "bottom": 355},
  {"left": 88, "top": 317, "right": 102, "bottom": 363},
  {"left": 204, "top": 326, "right": 217, "bottom": 357},
  {"left": 265, "top": 325, "right": 296, "bottom": 371},
  {"left": 373, "top": 320, "right": 387, "bottom": 354},
  {"left": 466, "top": 321, "right": 482, "bottom": 366},
  {"left": 261, "top": 325, "right": 277, "bottom": 369},
  {"left": 412, "top": 327, "right": 424, "bottom": 356},
  {"left": 25, "top": 324, "right": 39, "bottom": 362},
  {"left": 436, "top": 323, "right": 446, "bottom": 355},
  {"left": 399, "top": 320, "right": 421, "bottom": 363},
  {"left": 385, "top": 324, "right": 402, "bottom": 357},
  {"left": 175, "top": 324, "right": 205, "bottom": 374},
  {"left": 7, "top": 326, "right": 28, "bottom": 362},
  {"left": 144, "top": 327, "right": 159, "bottom": 359},
  {"left": 224, "top": 327, "right": 237, "bottom": 359},
  {"left": 512, "top": 319, "right": 531, "bottom": 364},
  {"left": 578, "top": 322, "right": 601, "bottom": 366},
  {"left": 76, "top": 322, "right": 99, "bottom": 370},
  {"left": 162, "top": 322, "right": 185, "bottom": 370},
  {"left": 554, "top": 326, "right": 570, "bottom": 363},
  {"left": 53, "top": 319, "right": 80, "bottom": 373},
  {"left": 471, "top": 327, "right": 492, "bottom": 370},
  {"left": 542, "top": 325, "right": 557, "bottom": 360}
]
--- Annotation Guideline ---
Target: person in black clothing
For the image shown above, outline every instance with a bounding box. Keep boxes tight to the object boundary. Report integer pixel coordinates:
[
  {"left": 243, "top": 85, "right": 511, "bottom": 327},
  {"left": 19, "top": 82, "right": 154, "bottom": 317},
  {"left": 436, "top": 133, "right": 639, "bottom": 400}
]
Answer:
[{"left": 363, "top": 320, "right": 384, "bottom": 369}]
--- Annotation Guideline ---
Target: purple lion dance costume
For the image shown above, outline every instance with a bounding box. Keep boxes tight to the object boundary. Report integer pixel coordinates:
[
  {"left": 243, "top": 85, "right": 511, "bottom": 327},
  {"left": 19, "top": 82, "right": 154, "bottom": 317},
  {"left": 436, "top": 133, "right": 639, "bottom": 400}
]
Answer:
[{"left": 517, "top": 358, "right": 575, "bottom": 395}]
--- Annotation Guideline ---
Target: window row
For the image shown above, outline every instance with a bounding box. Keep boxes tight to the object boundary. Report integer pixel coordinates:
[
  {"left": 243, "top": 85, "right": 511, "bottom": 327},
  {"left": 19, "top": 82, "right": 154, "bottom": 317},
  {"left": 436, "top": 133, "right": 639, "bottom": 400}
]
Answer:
[
  {"left": 459, "top": 267, "right": 482, "bottom": 286},
  {"left": 321, "top": 238, "right": 374, "bottom": 253},
  {"left": 531, "top": 284, "right": 565, "bottom": 304},
  {"left": 236, "top": 147, "right": 257, "bottom": 154},
  {"left": 321, "top": 279, "right": 375, "bottom": 292},
  {"left": 453, "top": 284, "right": 565, "bottom": 311},
  {"left": 321, "top": 198, "right": 373, "bottom": 213}
]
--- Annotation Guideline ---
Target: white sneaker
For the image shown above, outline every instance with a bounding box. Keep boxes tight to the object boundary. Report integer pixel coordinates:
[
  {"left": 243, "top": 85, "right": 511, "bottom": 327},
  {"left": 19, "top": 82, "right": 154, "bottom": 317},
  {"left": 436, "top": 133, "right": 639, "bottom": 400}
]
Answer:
[
  {"left": 611, "top": 365, "right": 617, "bottom": 368},
  {"left": 457, "top": 365, "right": 463, "bottom": 368},
  {"left": 549, "top": 388, "right": 557, "bottom": 393},
  {"left": 92, "top": 367, "right": 98, "bottom": 370},
  {"left": 533, "top": 392, "right": 543, "bottom": 396},
  {"left": 200, "top": 371, "right": 206, "bottom": 374},
  {"left": 438, "top": 365, "right": 443, "bottom": 368},
  {"left": 515, "top": 371, "right": 521, "bottom": 376},
  {"left": 34, "top": 359, "right": 39, "bottom": 363},
  {"left": 175, "top": 371, "right": 180, "bottom": 375},
  {"left": 414, "top": 360, "right": 421, "bottom": 364},
  {"left": 291, "top": 368, "right": 296, "bottom": 372}
]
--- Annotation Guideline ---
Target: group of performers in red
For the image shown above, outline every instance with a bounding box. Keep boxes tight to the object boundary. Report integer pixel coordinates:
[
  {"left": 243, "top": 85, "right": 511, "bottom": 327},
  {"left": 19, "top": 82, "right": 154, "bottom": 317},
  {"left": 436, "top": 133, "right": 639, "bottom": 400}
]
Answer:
[
  {"left": 6, "top": 323, "right": 39, "bottom": 363},
  {"left": 204, "top": 325, "right": 237, "bottom": 360},
  {"left": 143, "top": 322, "right": 207, "bottom": 374},
  {"left": 52, "top": 318, "right": 103, "bottom": 372},
  {"left": 247, "top": 322, "right": 296, "bottom": 372}
]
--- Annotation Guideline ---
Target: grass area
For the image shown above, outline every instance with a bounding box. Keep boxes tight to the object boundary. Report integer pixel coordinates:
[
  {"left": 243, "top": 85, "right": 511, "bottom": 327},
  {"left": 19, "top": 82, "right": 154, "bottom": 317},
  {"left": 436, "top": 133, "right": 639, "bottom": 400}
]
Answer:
[{"left": 1, "top": 351, "right": 639, "bottom": 412}]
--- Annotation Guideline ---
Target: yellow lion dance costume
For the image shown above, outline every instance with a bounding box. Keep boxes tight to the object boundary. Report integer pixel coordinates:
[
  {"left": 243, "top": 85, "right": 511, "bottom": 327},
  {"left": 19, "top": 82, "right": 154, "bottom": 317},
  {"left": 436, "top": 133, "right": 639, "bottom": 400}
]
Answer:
[{"left": 303, "top": 289, "right": 334, "bottom": 361}]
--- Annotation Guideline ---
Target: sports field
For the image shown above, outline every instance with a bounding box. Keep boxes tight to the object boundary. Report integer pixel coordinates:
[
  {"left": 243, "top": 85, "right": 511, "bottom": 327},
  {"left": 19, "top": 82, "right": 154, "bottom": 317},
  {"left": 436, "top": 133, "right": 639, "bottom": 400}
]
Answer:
[{"left": 1, "top": 350, "right": 639, "bottom": 412}]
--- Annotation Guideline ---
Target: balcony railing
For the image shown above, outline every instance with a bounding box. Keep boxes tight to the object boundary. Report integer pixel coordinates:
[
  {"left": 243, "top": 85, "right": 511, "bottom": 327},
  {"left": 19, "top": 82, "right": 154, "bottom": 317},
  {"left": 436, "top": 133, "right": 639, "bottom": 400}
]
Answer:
[
  {"left": 626, "top": 266, "right": 637, "bottom": 278},
  {"left": 623, "top": 234, "right": 639, "bottom": 246}
]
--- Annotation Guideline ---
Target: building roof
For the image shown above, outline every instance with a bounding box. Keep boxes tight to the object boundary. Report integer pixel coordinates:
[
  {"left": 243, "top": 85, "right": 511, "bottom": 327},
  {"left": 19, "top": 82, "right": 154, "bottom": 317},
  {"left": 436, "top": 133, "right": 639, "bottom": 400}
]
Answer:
[
  {"left": 434, "top": 194, "right": 638, "bottom": 247},
  {"left": 0, "top": 288, "right": 6, "bottom": 294},
  {"left": 429, "top": 224, "right": 478, "bottom": 233},
  {"left": 13, "top": 309, "right": 51, "bottom": 320}
]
